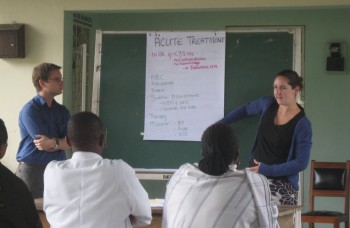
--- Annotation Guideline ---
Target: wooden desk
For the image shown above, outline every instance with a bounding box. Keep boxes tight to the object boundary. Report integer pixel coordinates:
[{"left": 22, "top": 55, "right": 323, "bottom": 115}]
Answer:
[
  {"left": 147, "top": 207, "right": 163, "bottom": 228},
  {"left": 35, "top": 198, "right": 301, "bottom": 228},
  {"left": 147, "top": 205, "right": 303, "bottom": 228},
  {"left": 34, "top": 198, "right": 50, "bottom": 228},
  {"left": 277, "top": 205, "right": 303, "bottom": 228},
  {"left": 34, "top": 198, "right": 163, "bottom": 228}
]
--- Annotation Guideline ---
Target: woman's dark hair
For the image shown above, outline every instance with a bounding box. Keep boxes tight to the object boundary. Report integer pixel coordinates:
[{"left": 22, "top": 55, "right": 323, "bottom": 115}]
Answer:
[
  {"left": 198, "top": 123, "right": 239, "bottom": 176},
  {"left": 276, "top": 69, "right": 304, "bottom": 90},
  {"left": 0, "top": 119, "right": 8, "bottom": 145}
]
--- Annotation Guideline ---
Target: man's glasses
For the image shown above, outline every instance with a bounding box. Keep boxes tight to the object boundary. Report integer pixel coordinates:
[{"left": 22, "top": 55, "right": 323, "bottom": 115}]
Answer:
[{"left": 47, "top": 77, "right": 64, "bottom": 82}]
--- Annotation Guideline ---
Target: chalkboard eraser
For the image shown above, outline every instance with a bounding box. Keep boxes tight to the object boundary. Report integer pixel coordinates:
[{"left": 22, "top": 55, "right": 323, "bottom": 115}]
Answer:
[{"left": 140, "top": 132, "right": 144, "bottom": 136}]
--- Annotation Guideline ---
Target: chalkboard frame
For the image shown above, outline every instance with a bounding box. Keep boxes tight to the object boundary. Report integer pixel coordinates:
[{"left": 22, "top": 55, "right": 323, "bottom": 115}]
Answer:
[{"left": 91, "top": 26, "right": 304, "bottom": 174}]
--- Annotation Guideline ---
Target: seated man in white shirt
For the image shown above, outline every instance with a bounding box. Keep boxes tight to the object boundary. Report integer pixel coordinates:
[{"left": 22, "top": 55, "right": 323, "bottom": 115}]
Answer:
[
  {"left": 44, "top": 111, "right": 152, "bottom": 228},
  {"left": 162, "top": 123, "right": 279, "bottom": 228}
]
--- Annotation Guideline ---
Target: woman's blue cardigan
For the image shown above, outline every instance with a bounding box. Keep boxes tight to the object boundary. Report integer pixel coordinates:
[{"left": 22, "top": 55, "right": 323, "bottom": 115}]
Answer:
[{"left": 219, "top": 96, "right": 312, "bottom": 190}]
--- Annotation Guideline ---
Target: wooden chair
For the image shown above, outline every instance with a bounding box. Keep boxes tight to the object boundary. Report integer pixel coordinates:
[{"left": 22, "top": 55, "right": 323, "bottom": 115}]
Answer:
[{"left": 301, "top": 160, "right": 350, "bottom": 228}]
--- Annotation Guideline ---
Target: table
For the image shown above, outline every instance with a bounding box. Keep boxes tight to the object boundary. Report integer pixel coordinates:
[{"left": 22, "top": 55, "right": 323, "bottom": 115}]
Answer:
[
  {"left": 146, "top": 205, "right": 303, "bottom": 228},
  {"left": 146, "top": 207, "right": 163, "bottom": 228},
  {"left": 34, "top": 198, "right": 164, "bottom": 228},
  {"left": 34, "top": 198, "right": 50, "bottom": 228},
  {"left": 35, "top": 198, "right": 302, "bottom": 228},
  {"left": 277, "top": 205, "right": 303, "bottom": 228}
]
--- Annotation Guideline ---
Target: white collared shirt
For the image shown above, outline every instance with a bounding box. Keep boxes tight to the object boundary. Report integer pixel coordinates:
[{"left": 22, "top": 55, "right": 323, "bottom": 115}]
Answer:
[{"left": 44, "top": 152, "right": 152, "bottom": 228}]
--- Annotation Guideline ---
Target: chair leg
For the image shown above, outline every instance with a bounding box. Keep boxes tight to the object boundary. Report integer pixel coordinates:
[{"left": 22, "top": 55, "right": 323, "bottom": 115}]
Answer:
[
  {"left": 345, "top": 221, "right": 349, "bottom": 228},
  {"left": 334, "top": 222, "right": 339, "bottom": 228},
  {"left": 308, "top": 223, "right": 314, "bottom": 228}
]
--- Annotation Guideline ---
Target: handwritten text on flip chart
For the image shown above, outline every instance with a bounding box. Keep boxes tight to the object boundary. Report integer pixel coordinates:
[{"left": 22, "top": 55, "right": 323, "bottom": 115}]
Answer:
[{"left": 144, "top": 32, "right": 226, "bottom": 141}]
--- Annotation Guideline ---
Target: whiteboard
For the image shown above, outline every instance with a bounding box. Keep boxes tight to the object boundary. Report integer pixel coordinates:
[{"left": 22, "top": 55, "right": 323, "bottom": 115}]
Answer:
[{"left": 144, "top": 31, "right": 226, "bottom": 141}]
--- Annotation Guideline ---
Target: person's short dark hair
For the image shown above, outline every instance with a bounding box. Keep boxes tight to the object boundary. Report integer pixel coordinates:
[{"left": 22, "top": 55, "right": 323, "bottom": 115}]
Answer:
[
  {"left": 276, "top": 69, "right": 304, "bottom": 90},
  {"left": 67, "top": 111, "right": 104, "bottom": 150},
  {"left": 32, "top": 63, "right": 62, "bottom": 92},
  {"left": 198, "top": 123, "right": 239, "bottom": 176},
  {"left": 0, "top": 119, "right": 8, "bottom": 145}
]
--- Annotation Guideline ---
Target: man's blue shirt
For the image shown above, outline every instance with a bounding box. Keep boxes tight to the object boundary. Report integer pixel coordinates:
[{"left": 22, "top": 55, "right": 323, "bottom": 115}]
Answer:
[{"left": 16, "top": 94, "right": 70, "bottom": 165}]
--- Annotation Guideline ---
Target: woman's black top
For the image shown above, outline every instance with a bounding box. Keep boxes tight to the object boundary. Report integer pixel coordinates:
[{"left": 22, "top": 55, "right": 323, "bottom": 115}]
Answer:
[{"left": 250, "top": 101, "right": 305, "bottom": 170}]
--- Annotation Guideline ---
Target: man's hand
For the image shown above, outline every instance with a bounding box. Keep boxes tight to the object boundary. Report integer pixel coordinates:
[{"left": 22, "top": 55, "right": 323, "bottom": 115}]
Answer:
[{"left": 33, "top": 134, "right": 56, "bottom": 152}]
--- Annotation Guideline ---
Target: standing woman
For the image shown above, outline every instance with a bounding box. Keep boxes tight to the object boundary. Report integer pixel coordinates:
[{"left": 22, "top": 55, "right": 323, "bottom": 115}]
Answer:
[{"left": 219, "top": 69, "right": 312, "bottom": 206}]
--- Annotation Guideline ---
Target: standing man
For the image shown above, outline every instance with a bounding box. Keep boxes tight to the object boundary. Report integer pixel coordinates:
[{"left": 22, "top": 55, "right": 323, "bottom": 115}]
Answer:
[
  {"left": 16, "top": 63, "right": 70, "bottom": 199},
  {"left": 44, "top": 111, "right": 152, "bottom": 228}
]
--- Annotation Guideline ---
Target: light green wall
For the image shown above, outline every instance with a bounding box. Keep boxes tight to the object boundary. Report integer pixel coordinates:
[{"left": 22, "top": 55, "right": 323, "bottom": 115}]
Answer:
[{"left": 0, "top": 1, "right": 66, "bottom": 173}]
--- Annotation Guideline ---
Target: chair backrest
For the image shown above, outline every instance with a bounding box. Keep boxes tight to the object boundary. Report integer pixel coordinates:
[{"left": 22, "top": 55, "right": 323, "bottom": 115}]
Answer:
[{"left": 308, "top": 160, "right": 350, "bottom": 214}]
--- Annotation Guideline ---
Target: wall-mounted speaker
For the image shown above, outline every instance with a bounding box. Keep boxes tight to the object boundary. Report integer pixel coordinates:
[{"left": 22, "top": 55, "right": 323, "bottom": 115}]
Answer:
[{"left": 0, "top": 24, "right": 25, "bottom": 58}]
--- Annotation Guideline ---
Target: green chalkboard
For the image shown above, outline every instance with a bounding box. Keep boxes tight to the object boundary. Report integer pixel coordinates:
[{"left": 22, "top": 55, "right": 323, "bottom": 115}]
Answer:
[{"left": 99, "top": 32, "right": 293, "bottom": 170}]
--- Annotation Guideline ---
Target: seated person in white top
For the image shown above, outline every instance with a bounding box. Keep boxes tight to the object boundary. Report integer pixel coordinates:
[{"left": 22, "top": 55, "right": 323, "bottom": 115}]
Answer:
[
  {"left": 162, "top": 123, "right": 279, "bottom": 228},
  {"left": 44, "top": 111, "right": 152, "bottom": 228}
]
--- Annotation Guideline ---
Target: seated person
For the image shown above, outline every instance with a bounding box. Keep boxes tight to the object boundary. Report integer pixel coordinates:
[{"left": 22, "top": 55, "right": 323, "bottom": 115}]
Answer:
[
  {"left": 44, "top": 112, "right": 152, "bottom": 228},
  {"left": 162, "top": 123, "right": 279, "bottom": 228},
  {"left": 0, "top": 119, "right": 42, "bottom": 227}
]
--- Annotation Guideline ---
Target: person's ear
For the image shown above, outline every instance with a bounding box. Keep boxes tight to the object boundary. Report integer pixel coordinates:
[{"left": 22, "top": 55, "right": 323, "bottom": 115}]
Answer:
[
  {"left": 294, "top": 85, "right": 301, "bottom": 93},
  {"left": 99, "top": 134, "right": 105, "bottom": 147},
  {"left": 65, "top": 136, "right": 72, "bottom": 147},
  {"left": 0, "top": 143, "right": 8, "bottom": 160},
  {"left": 38, "top": 79, "right": 46, "bottom": 88}
]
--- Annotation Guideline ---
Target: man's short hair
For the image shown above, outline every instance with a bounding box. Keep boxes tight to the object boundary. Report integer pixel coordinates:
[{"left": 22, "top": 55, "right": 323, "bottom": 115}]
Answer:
[
  {"left": 32, "top": 63, "right": 61, "bottom": 92},
  {"left": 67, "top": 112, "right": 104, "bottom": 150}
]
